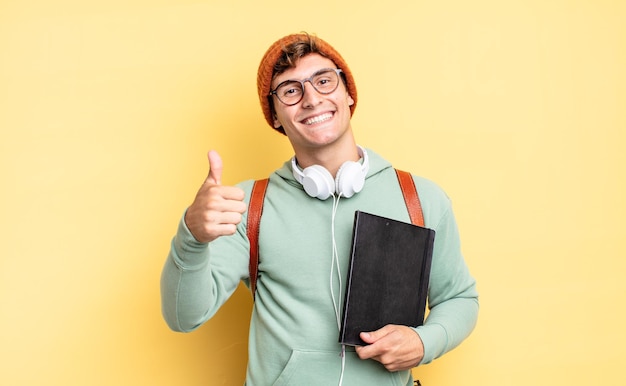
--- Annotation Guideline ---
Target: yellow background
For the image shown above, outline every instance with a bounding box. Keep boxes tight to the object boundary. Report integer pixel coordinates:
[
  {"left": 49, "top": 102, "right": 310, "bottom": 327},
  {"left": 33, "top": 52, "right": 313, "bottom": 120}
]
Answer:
[{"left": 1, "top": 0, "right": 624, "bottom": 385}]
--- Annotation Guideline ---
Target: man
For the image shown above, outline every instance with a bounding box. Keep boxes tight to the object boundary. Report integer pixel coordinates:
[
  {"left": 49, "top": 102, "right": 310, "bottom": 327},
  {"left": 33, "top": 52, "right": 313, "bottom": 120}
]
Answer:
[{"left": 161, "top": 33, "right": 478, "bottom": 386}]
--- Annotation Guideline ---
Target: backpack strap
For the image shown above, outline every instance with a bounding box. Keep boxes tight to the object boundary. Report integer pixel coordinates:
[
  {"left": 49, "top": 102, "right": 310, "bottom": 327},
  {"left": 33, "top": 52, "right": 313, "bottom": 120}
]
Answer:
[
  {"left": 395, "top": 169, "right": 424, "bottom": 227},
  {"left": 247, "top": 169, "right": 424, "bottom": 299},
  {"left": 247, "top": 178, "right": 269, "bottom": 298}
]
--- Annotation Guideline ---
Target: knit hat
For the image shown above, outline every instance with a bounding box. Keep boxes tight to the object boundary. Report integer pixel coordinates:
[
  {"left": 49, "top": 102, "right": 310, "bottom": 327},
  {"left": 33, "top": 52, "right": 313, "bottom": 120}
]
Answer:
[{"left": 257, "top": 33, "right": 358, "bottom": 134}]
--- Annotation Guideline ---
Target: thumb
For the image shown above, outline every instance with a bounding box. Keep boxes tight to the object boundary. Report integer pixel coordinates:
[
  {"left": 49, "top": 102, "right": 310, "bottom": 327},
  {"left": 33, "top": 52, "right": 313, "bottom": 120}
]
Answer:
[
  {"left": 360, "top": 326, "right": 390, "bottom": 344},
  {"left": 206, "top": 150, "right": 223, "bottom": 185}
]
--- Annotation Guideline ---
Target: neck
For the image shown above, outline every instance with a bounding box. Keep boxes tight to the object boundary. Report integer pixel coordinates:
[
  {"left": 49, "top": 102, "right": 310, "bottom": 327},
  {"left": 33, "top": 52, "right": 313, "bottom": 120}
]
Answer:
[{"left": 293, "top": 141, "right": 361, "bottom": 177}]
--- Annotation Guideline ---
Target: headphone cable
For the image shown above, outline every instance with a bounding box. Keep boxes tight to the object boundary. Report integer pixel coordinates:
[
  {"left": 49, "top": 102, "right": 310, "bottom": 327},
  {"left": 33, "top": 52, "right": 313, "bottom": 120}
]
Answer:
[{"left": 330, "top": 193, "right": 347, "bottom": 386}]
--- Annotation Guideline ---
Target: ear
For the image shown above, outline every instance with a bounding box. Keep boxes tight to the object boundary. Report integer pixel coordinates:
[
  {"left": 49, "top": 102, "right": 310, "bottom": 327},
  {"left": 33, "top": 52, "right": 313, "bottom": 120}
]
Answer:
[
  {"left": 347, "top": 94, "right": 355, "bottom": 107},
  {"left": 273, "top": 115, "right": 282, "bottom": 129}
]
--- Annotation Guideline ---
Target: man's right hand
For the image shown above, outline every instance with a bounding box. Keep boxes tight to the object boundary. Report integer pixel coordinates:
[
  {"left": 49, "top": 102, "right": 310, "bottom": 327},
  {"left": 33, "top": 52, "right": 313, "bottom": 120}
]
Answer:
[{"left": 184, "top": 150, "right": 247, "bottom": 243}]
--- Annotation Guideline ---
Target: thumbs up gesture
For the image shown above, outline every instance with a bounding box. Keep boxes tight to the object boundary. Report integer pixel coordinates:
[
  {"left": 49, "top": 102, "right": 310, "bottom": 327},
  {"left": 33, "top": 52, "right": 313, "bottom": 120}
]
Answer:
[{"left": 184, "top": 150, "right": 247, "bottom": 243}]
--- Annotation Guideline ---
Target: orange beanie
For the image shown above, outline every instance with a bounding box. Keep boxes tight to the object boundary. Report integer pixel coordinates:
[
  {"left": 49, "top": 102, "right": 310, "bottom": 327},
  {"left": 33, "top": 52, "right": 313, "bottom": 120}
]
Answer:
[{"left": 256, "top": 33, "right": 358, "bottom": 133}]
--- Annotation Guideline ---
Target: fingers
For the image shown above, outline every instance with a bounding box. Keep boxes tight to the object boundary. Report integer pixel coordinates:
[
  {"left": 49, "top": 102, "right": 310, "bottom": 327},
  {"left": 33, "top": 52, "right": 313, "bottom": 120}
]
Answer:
[
  {"left": 355, "top": 325, "right": 424, "bottom": 371},
  {"left": 185, "top": 184, "right": 246, "bottom": 243},
  {"left": 358, "top": 324, "right": 397, "bottom": 347},
  {"left": 185, "top": 149, "right": 247, "bottom": 243},
  {"left": 195, "top": 208, "right": 245, "bottom": 237},
  {"left": 207, "top": 150, "right": 223, "bottom": 185}
]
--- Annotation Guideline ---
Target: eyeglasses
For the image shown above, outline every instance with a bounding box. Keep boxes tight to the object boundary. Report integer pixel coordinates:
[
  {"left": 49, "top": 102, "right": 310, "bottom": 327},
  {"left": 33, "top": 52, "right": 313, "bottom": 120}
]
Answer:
[{"left": 269, "top": 68, "right": 344, "bottom": 106}]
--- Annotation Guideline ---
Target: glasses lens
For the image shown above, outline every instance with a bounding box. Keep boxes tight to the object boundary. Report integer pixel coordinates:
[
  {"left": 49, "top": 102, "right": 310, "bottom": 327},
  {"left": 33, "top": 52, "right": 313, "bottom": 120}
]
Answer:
[
  {"left": 275, "top": 81, "right": 303, "bottom": 105},
  {"left": 311, "top": 69, "right": 340, "bottom": 94}
]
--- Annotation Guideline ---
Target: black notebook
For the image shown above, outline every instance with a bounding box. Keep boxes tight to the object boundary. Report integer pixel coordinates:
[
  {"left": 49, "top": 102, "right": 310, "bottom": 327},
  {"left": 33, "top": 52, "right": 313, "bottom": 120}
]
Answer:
[{"left": 339, "top": 211, "right": 435, "bottom": 346}]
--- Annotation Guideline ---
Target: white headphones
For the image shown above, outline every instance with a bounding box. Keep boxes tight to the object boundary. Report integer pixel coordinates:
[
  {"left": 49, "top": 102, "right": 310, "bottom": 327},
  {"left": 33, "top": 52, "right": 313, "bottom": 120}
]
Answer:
[{"left": 291, "top": 146, "right": 369, "bottom": 200}]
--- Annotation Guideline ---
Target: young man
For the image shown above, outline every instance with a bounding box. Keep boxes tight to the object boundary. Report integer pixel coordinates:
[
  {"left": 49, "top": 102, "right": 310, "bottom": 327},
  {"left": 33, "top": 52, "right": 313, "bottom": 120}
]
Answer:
[{"left": 161, "top": 33, "right": 479, "bottom": 386}]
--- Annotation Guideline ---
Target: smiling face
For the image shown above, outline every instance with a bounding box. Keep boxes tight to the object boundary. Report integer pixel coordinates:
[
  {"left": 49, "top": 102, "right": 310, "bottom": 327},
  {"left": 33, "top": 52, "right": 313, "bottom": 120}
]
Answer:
[{"left": 270, "top": 54, "right": 355, "bottom": 154}]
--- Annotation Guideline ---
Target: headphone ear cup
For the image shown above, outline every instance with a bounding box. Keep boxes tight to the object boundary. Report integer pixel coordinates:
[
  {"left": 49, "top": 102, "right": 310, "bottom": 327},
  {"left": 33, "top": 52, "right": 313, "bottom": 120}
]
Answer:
[
  {"left": 335, "top": 161, "right": 365, "bottom": 198},
  {"left": 301, "top": 165, "right": 335, "bottom": 200}
]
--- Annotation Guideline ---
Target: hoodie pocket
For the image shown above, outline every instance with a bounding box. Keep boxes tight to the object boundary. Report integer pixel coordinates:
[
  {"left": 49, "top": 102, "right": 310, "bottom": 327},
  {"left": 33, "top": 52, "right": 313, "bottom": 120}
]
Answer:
[{"left": 272, "top": 349, "right": 408, "bottom": 386}]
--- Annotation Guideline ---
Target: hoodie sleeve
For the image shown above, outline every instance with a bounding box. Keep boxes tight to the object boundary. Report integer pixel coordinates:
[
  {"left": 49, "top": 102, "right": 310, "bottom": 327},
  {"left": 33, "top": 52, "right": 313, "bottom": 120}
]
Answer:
[
  {"left": 160, "top": 183, "right": 253, "bottom": 332},
  {"left": 412, "top": 180, "right": 479, "bottom": 364}
]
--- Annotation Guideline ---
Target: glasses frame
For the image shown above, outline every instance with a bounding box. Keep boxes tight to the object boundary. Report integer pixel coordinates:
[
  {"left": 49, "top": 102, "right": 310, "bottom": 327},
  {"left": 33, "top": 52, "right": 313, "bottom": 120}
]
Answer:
[{"left": 269, "top": 68, "right": 344, "bottom": 106}]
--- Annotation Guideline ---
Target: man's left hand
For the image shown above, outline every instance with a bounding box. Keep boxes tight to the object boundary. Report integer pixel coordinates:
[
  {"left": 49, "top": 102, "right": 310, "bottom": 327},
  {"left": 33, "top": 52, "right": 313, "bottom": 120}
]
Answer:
[{"left": 355, "top": 324, "right": 424, "bottom": 372}]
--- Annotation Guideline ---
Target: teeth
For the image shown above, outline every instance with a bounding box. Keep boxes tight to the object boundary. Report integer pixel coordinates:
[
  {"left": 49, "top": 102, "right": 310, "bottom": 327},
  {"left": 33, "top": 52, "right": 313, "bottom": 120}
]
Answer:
[{"left": 304, "top": 113, "right": 332, "bottom": 125}]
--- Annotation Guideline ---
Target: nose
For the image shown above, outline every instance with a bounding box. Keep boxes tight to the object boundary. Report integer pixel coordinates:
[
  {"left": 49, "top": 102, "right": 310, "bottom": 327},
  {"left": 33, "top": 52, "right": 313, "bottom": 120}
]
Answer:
[{"left": 300, "top": 81, "right": 322, "bottom": 108}]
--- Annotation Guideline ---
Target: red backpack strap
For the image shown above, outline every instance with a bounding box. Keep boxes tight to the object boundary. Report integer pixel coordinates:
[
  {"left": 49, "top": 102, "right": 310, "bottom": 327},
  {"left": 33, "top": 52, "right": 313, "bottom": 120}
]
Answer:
[
  {"left": 395, "top": 169, "right": 424, "bottom": 227},
  {"left": 247, "top": 178, "right": 269, "bottom": 299}
]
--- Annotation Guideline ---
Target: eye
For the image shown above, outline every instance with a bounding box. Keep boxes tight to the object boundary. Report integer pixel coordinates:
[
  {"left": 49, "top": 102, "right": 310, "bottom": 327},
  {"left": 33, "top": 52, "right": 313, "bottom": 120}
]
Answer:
[
  {"left": 281, "top": 86, "right": 301, "bottom": 97},
  {"left": 277, "top": 81, "right": 302, "bottom": 98},
  {"left": 313, "top": 70, "right": 338, "bottom": 90},
  {"left": 314, "top": 76, "right": 332, "bottom": 86}
]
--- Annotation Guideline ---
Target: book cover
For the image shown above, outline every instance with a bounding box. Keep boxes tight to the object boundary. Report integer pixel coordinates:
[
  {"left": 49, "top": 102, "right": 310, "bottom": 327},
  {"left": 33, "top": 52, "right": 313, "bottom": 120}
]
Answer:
[{"left": 339, "top": 211, "right": 435, "bottom": 346}]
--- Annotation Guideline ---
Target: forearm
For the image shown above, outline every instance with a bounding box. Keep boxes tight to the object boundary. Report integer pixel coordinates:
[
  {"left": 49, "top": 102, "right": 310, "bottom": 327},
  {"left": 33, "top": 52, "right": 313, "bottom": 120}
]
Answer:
[
  {"left": 415, "top": 295, "right": 479, "bottom": 364},
  {"left": 414, "top": 200, "right": 479, "bottom": 364},
  {"left": 160, "top": 216, "right": 215, "bottom": 332},
  {"left": 160, "top": 211, "right": 251, "bottom": 332}
]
